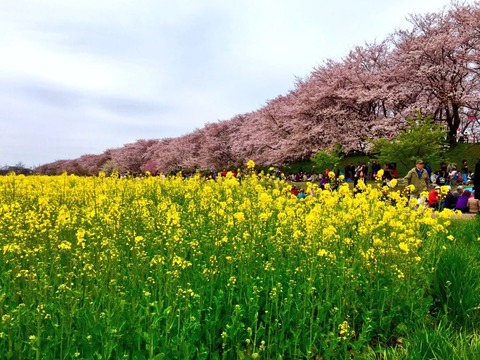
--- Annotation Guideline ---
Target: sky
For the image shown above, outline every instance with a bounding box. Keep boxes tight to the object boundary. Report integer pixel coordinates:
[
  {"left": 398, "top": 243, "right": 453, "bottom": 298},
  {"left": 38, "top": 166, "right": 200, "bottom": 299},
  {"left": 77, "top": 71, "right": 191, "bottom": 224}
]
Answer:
[{"left": 0, "top": 0, "right": 461, "bottom": 168}]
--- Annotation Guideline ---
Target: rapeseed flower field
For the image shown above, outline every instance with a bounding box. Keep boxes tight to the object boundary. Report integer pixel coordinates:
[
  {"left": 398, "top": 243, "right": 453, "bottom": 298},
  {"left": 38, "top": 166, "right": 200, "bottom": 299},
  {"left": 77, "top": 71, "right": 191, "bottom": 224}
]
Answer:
[{"left": 0, "top": 169, "right": 472, "bottom": 359}]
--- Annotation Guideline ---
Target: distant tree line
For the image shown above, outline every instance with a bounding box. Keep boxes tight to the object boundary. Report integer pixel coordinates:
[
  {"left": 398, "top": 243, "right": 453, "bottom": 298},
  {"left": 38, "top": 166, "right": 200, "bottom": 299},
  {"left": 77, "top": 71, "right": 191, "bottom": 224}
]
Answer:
[
  {"left": 0, "top": 165, "right": 34, "bottom": 175},
  {"left": 35, "top": 2, "right": 480, "bottom": 176}
]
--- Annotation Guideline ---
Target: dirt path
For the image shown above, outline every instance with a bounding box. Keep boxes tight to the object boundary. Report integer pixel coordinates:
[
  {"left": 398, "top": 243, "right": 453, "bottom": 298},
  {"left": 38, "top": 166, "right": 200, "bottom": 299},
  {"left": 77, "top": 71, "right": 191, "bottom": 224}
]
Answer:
[{"left": 451, "top": 212, "right": 478, "bottom": 220}]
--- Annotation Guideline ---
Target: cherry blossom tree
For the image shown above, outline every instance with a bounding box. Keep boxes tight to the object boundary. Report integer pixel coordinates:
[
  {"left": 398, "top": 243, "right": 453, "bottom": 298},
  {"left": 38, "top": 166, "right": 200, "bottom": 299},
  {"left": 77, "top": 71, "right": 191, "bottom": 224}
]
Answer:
[
  {"left": 389, "top": 2, "right": 480, "bottom": 143},
  {"left": 35, "top": 160, "right": 70, "bottom": 175},
  {"left": 108, "top": 139, "right": 158, "bottom": 175},
  {"left": 141, "top": 138, "right": 181, "bottom": 174},
  {"left": 196, "top": 120, "right": 242, "bottom": 170},
  {"left": 75, "top": 153, "right": 111, "bottom": 175},
  {"left": 285, "top": 41, "right": 402, "bottom": 155}
]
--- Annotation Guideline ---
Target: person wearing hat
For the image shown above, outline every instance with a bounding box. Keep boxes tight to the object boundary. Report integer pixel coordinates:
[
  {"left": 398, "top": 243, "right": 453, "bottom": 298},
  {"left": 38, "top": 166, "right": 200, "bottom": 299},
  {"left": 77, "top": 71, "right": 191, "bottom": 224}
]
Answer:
[
  {"left": 404, "top": 159, "right": 430, "bottom": 198},
  {"left": 428, "top": 185, "right": 441, "bottom": 210}
]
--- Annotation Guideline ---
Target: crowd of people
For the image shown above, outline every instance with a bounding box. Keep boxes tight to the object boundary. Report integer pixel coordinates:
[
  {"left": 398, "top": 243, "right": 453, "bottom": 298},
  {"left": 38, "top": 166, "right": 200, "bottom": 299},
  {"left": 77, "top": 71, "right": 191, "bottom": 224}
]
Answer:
[
  {"left": 286, "top": 161, "right": 398, "bottom": 184},
  {"left": 288, "top": 158, "right": 480, "bottom": 215},
  {"left": 178, "top": 157, "right": 480, "bottom": 215},
  {"left": 405, "top": 159, "right": 479, "bottom": 214}
]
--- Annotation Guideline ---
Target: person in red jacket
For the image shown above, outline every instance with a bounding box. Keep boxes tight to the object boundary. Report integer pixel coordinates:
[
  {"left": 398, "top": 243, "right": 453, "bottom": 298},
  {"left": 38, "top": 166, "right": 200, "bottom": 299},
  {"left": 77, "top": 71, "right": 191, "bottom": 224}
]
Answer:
[{"left": 428, "top": 186, "right": 441, "bottom": 210}]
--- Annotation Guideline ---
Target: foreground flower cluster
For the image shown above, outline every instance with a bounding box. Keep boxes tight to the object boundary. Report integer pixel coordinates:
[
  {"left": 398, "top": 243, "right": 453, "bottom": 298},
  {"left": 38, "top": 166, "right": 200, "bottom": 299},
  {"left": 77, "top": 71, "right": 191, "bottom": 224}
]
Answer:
[{"left": 0, "top": 171, "right": 456, "bottom": 358}]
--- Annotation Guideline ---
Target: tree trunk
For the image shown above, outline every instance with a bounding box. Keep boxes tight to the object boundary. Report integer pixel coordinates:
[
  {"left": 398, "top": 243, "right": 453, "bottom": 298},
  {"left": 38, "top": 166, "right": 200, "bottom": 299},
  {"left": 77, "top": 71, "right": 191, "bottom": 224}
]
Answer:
[
  {"left": 449, "top": 103, "right": 461, "bottom": 145},
  {"left": 445, "top": 103, "right": 461, "bottom": 145}
]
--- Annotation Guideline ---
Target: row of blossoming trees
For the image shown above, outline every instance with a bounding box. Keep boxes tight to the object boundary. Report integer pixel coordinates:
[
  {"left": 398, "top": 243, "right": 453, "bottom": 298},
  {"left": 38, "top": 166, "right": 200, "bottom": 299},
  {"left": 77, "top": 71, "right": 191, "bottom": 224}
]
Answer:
[{"left": 36, "top": 2, "right": 480, "bottom": 176}]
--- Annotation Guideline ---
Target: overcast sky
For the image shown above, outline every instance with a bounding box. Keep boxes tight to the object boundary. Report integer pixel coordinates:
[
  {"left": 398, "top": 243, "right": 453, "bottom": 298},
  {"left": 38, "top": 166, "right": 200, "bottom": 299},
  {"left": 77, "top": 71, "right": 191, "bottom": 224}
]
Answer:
[{"left": 0, "top": 0, "right": 461, "bottom": 167}]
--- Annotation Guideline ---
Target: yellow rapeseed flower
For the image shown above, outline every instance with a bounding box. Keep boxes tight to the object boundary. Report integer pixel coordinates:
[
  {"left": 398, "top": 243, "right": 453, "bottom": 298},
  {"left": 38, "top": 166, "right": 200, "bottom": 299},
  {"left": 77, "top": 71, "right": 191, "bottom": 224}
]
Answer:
[
  {"left": 376, "top": 169, "right": 384, "bottom": 180},
  {"left": 398, "top": 242, "right": 409, "bottom": 253},
  {"left": 58, "top": 241, "right": 72, "bottom": 251},
  {"left": 233, "top": 212, "right": 245, "bottom": 222},
  {"left": 388, "top": 179, "right": 398, "bottom": 188}
]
